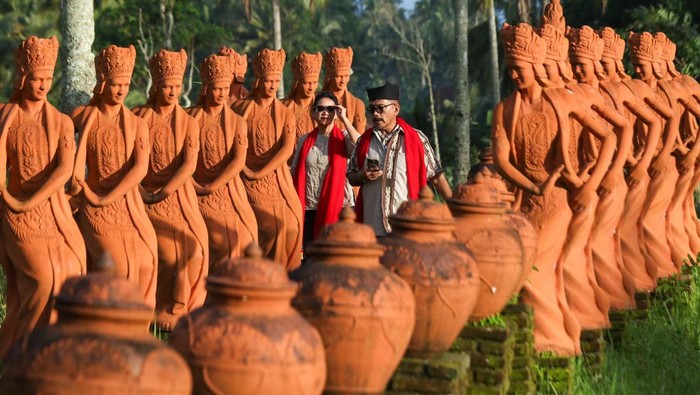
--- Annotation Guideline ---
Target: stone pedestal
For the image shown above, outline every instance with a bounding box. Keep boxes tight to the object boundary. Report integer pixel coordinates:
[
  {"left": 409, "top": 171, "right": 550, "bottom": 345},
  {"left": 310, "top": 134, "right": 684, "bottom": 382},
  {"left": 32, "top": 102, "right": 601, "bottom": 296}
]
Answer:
[
  {"left": 451, "top": 321, "right": 516, "bottom": 395},
  {"left": 534, "top": 354, "right": 574, "bottom": 395},
  {"left": 502, "top": 304, "right": 536, "bottom": 395},
  {"left": 580, "top": 329, "right": 605, "bottom": 377},
  {"left": 385, "top": 352, "right": 471, "bottom": 394}
]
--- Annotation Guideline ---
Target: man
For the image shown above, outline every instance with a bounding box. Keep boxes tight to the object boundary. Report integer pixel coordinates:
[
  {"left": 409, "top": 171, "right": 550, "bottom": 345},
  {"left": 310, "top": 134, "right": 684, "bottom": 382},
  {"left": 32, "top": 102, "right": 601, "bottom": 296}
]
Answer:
[{"left": 347, "top": 82, "right": 451, "bottom": 236}]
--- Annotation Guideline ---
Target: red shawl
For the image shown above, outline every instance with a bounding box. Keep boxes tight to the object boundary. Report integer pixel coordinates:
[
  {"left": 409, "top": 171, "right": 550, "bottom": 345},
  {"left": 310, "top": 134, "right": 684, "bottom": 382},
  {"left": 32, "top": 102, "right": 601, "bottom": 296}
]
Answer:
[
  {"left": 354, "top": 117, "right": 427, "bottom": 222},
  {"left": 293, "top": 125, "right": 348, "bottom": 238}
]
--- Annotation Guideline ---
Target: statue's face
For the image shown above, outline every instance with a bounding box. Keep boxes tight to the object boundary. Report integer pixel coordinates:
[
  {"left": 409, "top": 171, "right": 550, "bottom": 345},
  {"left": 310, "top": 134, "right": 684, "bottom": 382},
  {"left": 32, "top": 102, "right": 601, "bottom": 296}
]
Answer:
[
  {"left": 507, "top": 59, "right": 536, "bottom": 90},
  {"left": 570, "top": 56, "right": 596, "bottom": 84},
  {"left": 298, "top": 77, "right": 318, "bottom": 99},
  {"left": 157, "top": 78, "right": 182, "bottom": 106},
  {"left": 206, "top": 81, "right": 230, "bottom": 107},
  {"left": 23, "top": 69, "right": 53, "bottom": 101},
  {"left": 258, "top": 76, "right": 280, "bottom": 98},
  {"left": 599, "top": 57, "right": 617, "bottom": 79},
  {"left": 542, "top": 59, "right": 561, "bottom": 84},
  {"left": 633, "top": 60, "right": 655, "bottom": 84},
  {"left": 331, "top": 73, "right": 350, "bottom": 91},
  {"left": 101, "top": 76, "right": 131, "bottom": 105}
]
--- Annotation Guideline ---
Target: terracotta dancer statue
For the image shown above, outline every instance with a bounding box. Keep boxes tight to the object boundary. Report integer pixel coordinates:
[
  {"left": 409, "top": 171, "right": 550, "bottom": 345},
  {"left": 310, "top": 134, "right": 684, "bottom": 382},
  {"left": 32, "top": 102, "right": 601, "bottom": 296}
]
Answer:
[
  {"left": 656, "top": 34, "right": 700, "bottom": 256},
  {"left": 654, "top": 33, "right": 700, "bottom": 264},
  {"left": 231, "top": 48, "right": 303, "bottom": 270},
  {"left": 70, "top": 45, "right": 158, "bottom": 307},
  {"left": 567, "top": 26, "right": 638, "bottom": 309},
  {"left": 538, "top": 5, "right": 616, "bottom": 332},
  {"left": 0, "top": 36, "right": 87, "bottom": 358},
  {"left": 493, "top": 23, "right": 612, "bottom": 356},
  {"left": 218, "top": 46, "right": 249, "bottom": 105},
  {"left": 283, "top": 52, "right": 323, "bottom": 142},
  {"left": 132, "top": 49, "right": 209, "bottom": 331},
  {"left": 187, "top": 53, "right": 258, "bottom": 266},
  {"left": 598, "top": 28, "right": 675, "bottom": 291},
  {"left": 629, "top": 32, "right": 700, "bottom": 278},
  {"left": 322, "top": 47, "right": 366, "bottom": 134}
]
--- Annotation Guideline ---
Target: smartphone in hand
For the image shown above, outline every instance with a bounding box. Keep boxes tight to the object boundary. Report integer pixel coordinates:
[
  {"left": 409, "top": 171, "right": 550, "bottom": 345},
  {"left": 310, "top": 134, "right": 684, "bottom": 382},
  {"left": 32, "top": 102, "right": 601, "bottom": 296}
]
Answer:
[{"left": 366, "top": 158, "right": 380, "bottom": 170}]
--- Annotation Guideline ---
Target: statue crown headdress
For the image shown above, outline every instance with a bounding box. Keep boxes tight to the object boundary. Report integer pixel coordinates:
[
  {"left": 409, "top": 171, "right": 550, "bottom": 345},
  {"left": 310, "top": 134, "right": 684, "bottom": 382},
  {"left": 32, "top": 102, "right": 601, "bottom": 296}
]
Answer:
[
  {"left": 324, "top": 47, "right": 353, "bottom": 75},
  {"left": 599, "top": 27, "right": 625, "bottom": 60},
  {"left": 541, "top": 0, "right": 566, "bottom": 33},
  {"left": 149, "top": 49, "right": 188, "bottom": 83},
  {"left": 628, "top": 31, "right": 662, "bottom": 63},
  {"left": 96, "top": 45, "right": 136, "bottom": 80},
  {"left": 292, "top": 52, "right": 323, "bottom": 80},
  {"left": 567, "top": 25, "right": 604, "bottom": 61},
  {"left": 538, "top": 24, "right": 569, "bottom": 61},
  {"left": 201, "top": 54, "right": 233, "bottom": 85},
  {"left": 501, "top": 23, "right": 547, "bottom": 65},
  {"left": 15, "top": 35, "right": 59, "bottom": 75},
  {"left": 253, "top": 48, "right": 286, "bottom": 78},
  {"left": 218, "top": 46, "right": 248, "bottom": 79},
  {"left": 653, "top": 32, "right": 676, "bottom": 62}
]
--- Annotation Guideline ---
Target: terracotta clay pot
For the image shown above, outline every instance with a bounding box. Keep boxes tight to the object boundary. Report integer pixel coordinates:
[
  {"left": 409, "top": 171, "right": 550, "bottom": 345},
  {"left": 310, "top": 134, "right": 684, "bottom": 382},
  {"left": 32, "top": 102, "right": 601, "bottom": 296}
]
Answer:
[
  {"left": 0, "top": 255, "right": 192, "bottom": 395},
  {"left": 290, "top": 208, "right": 415, "bottom": 394},
  {"left": 169, "top": 244, "right": 326, "bottom": 395},
  {"left": 467, "top": 147, "right": 537, "bottom": 300},
  {"left": 448, "top": 183, "right": 524, "bottom": 321},
  {"left": 379, "top": 186, "right": 479, "bottom": 357}
]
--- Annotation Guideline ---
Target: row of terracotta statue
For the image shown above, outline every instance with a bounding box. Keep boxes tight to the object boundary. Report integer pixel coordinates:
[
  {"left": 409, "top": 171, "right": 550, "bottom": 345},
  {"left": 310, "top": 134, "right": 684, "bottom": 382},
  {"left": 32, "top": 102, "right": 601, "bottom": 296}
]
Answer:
[
  {"left": 0, "top": 34, "right": 369, "bottom": 359},
  {"left": 489, "top": 0, "right": 700, "bottom": 357}
]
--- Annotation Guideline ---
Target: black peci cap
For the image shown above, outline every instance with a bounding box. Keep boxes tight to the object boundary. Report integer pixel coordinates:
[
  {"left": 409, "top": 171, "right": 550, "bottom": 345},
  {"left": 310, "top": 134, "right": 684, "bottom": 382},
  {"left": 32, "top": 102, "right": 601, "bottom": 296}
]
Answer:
[{"left": 366, "top": 82, "right": 400, "bottom": 101}]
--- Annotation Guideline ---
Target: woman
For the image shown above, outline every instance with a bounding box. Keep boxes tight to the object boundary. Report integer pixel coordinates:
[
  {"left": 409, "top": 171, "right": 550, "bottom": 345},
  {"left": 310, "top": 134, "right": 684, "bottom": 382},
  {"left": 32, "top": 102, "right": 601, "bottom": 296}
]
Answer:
[{"left": 292, "top": 92, "right": 360, "bottom": 249}]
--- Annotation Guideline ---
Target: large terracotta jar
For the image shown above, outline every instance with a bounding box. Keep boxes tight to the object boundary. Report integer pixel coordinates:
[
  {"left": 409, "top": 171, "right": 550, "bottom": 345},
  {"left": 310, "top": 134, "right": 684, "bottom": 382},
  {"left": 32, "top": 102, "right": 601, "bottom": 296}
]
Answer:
[
  {"left": 169, "top": 244, "right": 326, "bottom": 395},
  {"left": 379, "top": 186, "right": 479, "bottom": 357},
  {"left": 290, "top": 208, "right": 415, "bottom": 394},
  {"left": 448, "top": 182, "right": 524, "bottom": 321},
  {"left": 0, "top": 256, "right": 192, "bottom": 394},
  {"left": 467, "top": 147, "right": 538, "bottom": 294}
]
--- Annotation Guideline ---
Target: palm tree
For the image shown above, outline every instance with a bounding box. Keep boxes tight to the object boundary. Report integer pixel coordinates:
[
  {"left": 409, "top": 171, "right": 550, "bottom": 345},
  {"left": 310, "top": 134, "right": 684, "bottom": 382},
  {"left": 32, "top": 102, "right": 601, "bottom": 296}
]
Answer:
[{"left": 241, "top": 0, "right": 326, "bottom": 98}]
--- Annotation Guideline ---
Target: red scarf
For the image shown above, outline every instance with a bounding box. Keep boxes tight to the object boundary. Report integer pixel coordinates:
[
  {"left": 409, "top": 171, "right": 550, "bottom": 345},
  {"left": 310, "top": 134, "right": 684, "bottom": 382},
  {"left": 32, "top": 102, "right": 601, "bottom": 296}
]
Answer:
[
  {"left": 293, "top": 125, "right": 348, "bottom": 238},
  {"left": 354, "top": 117, "right": 427, "bottom": 222}
]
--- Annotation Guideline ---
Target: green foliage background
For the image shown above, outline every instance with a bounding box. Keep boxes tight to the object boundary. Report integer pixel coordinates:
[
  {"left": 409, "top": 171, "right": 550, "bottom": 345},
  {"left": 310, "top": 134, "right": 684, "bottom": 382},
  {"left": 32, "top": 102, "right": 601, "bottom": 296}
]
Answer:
[{"left": 0, "top": 0, "right": 700, "bottom": 175}]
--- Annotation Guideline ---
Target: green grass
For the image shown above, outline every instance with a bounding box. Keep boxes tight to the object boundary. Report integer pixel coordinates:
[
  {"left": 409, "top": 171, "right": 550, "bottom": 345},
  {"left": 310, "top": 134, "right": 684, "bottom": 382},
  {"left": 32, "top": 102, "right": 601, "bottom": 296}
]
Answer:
[{"left": 574, "top": 264, "right": 700, "bottom": 394}]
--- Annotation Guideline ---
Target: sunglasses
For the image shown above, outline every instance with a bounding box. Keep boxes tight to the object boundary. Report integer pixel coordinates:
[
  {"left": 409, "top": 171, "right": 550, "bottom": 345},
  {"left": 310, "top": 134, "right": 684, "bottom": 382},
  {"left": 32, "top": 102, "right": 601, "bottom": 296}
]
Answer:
[
  {"left": 313, "top": 105, "right": 337, "bottom": 113},
  {"left": 367, "top": 103, "right": 395, "bottom": 114}
]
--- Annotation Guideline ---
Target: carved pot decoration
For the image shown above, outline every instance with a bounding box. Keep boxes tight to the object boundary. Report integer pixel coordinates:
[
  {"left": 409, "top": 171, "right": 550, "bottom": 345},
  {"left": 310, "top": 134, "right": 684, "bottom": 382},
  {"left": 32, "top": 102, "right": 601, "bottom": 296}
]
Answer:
[
  {"left": 379, "top": 186, "right": 479, "bottom": 357},
  {"left": 169, "top": 244, "right": 326, "bottom": 395},
  {"left": 448, "top": 183, "right": 524, "bottom": 321},
  {"left": 290, "top": 208, "right": 415, "bottom": 394},
  {"left": 0, "top": 256, "right": 192, "bottom": 395}
]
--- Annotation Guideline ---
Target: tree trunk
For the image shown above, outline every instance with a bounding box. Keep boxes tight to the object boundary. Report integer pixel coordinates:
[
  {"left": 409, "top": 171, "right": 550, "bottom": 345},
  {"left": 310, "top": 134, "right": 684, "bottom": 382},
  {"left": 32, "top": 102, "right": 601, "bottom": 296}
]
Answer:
[
  {"left": 518, "top": 0, "right": 531, "bottom": 24},
  {"left": 453, "top": 0, "right": 470, "bottom": 184},
  {"left": 426, "top": 70, "right": 441, "bottom": 163},
  {"left": 488, "top": 0, "right": 500, "bottom": 105},
  {"left": 272, "top": 0, "right": 285, "bottom": 98},
  {"left": 60, "top": 0, "right": 96, "bottom": 114}
]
